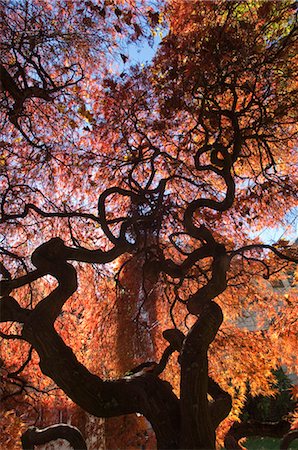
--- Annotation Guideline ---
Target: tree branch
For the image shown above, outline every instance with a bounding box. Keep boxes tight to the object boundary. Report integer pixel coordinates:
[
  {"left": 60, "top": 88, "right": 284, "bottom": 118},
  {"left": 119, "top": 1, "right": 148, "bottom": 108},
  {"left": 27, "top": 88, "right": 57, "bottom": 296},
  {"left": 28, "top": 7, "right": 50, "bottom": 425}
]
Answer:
[
  {"left": 224, "top": 420, "right": 291, "bottom": 450},
  {"left": 0, "top": 238, "right": 180, "bottom": 448},
  {"left": 230, "top": 244, "right": 298, "bottom": 264},
  {"left": 21, "top": 424, "right": 87, "bottom": 450},
  {"left": 0, "top": 296, "right": 30, "bottom": 323},
  {"left": 280, "top": 430, "right": 298, "bottom": 450},
  {"left": 187, "top": 244, "right": 230, "bottom": 315}
]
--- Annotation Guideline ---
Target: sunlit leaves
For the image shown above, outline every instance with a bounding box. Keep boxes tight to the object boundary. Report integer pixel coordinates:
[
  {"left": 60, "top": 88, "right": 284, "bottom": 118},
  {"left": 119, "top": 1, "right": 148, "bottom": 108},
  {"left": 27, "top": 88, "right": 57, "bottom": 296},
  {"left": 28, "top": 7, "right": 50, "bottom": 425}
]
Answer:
[{"left": 0, "top": 0, "right": 297, "bottom": 447}]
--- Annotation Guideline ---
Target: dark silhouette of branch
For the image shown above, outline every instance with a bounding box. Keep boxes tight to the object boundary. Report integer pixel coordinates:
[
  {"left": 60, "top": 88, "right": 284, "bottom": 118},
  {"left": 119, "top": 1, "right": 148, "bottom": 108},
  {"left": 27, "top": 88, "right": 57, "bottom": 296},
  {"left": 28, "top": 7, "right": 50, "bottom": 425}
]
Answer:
[
  {"left": 224, "top": 420, "right": 291, "bottom": 450},
  {"left": 1, "top": 61, "right": 83, "bottom": 147},
  {"left": 230, "top": 244, "right": 298, "bottom": 264},
  {"left": 7, "top": 347, "right": 33, "bottom": 377},
  {"left": 280, "top": 429, "right": 298, "bottom": 450},
  {"left": 0, "top": 237, "right": 231, "bottom": 449},
  {"left": 0, "top": 201, "right": 102, "bottom": 225},
  {"left": 21, "top": 424, "right": 87, "bottom": 450}
]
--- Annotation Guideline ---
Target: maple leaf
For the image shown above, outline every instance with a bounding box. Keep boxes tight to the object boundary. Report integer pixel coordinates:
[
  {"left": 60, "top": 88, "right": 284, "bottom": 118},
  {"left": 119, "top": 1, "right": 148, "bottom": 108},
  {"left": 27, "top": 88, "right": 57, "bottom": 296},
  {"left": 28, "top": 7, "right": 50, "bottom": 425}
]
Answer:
[
  {"left": 291, "top": 385, "right": 298, "bottom": 400},
  {"left": 148, "top": 11, "right": 160, "bottom": 27},
  {"left": 120, "top": 54, "right": 128, "bottom": 64},
  {"left": 82, "top": 17, "right": 93, "bottom": 27},
  {"left": 114, "top": 7, "right": 122, "bottom": 18},
  {"left": 133, "top": 23, "right": 142, "bottom": 39}
]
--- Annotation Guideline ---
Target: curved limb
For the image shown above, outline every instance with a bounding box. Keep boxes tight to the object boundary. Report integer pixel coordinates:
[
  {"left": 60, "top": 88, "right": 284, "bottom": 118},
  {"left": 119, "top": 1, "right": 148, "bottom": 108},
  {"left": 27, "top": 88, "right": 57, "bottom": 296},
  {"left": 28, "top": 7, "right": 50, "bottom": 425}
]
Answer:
[
  {"left": 183, "top": 142, "right": 236, "bottom": 242},
  {"left": 230, "top": 244, "right": 298, "bottom": 264},
  {"left": 0, "top": 238, "right": 131, "bottom": 298},
  {"left": 224, "top": 420, "right": 291, "bottom": 450},
  {"left": 1, "top": 238, "right": 180, "bottom": 449},
  {"left": 208, "top": 378, "right": 232, "bottom": 429},
  {"left": 21, "top": 424, "right": 87, "bottom": 450},
  {"left": 280, "top": 430, "right": 298, "bottom": 450},
  {"left": 187, "top": 244, "right": 230, "bottom": 315}
]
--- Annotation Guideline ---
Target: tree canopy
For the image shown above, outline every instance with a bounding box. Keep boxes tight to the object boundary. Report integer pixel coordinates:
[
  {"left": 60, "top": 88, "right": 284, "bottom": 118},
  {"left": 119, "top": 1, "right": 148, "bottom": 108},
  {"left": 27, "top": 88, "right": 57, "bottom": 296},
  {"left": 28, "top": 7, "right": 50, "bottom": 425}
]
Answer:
[{"left": 0, "top": 1, "right": 298, "bottom": 449}]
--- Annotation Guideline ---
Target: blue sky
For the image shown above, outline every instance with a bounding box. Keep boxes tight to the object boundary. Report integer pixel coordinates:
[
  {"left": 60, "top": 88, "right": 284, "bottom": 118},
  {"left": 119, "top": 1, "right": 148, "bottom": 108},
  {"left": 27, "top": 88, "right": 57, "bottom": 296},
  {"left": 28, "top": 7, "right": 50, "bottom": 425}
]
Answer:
[
  {"left": 128, "top": 39, "right": 160, "bottom": 65},
  {"left": 253, "top": 208, "right": 298, "bottom": 245}
]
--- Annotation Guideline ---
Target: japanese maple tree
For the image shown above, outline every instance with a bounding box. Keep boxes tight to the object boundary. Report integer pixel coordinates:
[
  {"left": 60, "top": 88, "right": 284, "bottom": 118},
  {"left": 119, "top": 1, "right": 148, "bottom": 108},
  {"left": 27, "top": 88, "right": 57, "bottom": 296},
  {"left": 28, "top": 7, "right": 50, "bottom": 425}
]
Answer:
[{"left": 1, "top": 1, "right": 298, "bottom": 449}]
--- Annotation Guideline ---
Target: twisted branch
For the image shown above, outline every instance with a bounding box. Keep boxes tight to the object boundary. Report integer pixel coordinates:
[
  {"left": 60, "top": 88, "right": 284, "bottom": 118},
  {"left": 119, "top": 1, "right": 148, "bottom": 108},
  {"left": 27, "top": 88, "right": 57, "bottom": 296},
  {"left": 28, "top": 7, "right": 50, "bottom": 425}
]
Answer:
[{"left": 21, "top": 424, "right": 87, "bottom": 450}]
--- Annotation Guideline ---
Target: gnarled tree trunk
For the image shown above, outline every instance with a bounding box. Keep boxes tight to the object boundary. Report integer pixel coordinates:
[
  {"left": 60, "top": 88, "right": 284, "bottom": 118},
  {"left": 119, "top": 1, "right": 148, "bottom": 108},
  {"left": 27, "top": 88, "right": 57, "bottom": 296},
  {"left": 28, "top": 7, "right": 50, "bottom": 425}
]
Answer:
[{"left": 1, "top": 237, "right": 232, "bottom": 450}]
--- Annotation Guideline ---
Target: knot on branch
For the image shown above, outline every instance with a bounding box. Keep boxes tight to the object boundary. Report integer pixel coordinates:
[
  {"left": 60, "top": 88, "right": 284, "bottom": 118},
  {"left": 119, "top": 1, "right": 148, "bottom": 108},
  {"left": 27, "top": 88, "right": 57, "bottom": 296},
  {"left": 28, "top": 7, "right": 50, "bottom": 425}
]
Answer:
[
  {"left": 31, "top": 237, "right": 66, "bottom": 270},
  {"left": 163, "top": 328, "right": 185, "bottom": 352}
]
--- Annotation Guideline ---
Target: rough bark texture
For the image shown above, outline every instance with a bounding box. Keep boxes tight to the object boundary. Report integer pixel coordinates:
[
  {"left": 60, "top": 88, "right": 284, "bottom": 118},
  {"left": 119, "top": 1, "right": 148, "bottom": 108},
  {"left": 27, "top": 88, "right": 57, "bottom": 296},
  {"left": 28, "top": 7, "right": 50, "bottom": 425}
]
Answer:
[
  {"left": 1, "top": 237, "right": 233, "bottom": 450},
  {"left": 180, "top": 302, "right": 223, "bottom": 449},
  {"left": 22, "top": 319, "right": 181, "bottom": 449}
]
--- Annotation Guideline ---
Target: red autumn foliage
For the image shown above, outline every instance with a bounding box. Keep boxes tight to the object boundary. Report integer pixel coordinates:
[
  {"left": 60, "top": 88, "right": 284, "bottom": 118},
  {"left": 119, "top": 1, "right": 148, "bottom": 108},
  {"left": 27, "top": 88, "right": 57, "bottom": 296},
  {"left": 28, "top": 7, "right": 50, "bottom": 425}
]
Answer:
[{"left": 0, "top": 1, "right": 297, "bottom": 449}]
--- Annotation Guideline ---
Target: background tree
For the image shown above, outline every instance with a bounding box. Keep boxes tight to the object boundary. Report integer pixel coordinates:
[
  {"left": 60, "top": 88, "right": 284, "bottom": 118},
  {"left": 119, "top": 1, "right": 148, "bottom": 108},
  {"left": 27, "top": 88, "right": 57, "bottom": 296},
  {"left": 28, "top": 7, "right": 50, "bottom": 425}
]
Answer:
[{"left": 1, "top": 1, "right": 298, "bottom": 449}]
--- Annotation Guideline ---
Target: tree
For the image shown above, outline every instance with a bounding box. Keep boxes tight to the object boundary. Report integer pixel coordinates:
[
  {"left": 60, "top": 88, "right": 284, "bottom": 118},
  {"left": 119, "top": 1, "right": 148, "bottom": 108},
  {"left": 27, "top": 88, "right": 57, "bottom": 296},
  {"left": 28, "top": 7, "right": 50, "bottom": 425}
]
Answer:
[{"left": 1, "top": 1, "right": 298, "bottom": 449}]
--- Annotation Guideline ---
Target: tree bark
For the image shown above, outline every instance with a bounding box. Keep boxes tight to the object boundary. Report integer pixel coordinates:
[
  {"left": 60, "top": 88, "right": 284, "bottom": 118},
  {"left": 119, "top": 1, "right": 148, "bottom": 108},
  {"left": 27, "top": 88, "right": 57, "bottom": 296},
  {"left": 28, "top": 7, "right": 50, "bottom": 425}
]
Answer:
[
  {"left": 180, "top": 302, "right": 223, "bottom": 449},
  {"left": 21, "top": 313, "right": 180, "bottom": 449},
  {"left": 1, "top": 238, "right": 232, "bottom": 450},
  {"left": 280, "top": 430, "right": 298, "bottom": 450},
  {"left": 21, "top": 424, "right": 87, "bottom": 450}
]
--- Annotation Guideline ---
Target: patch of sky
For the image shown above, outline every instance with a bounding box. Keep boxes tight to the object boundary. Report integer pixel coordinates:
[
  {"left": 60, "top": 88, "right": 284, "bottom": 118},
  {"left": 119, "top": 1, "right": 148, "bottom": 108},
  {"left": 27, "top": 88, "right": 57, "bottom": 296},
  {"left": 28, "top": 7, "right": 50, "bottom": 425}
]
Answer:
[
  {"left": 236, "top": 180, "right": 298, "bottom": 245},
  {"left": 251, "top": 207, "right": 298, "bottom": 244},
  {"left": 126, "top": 35, "right": 161, "bottom": 65}
]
